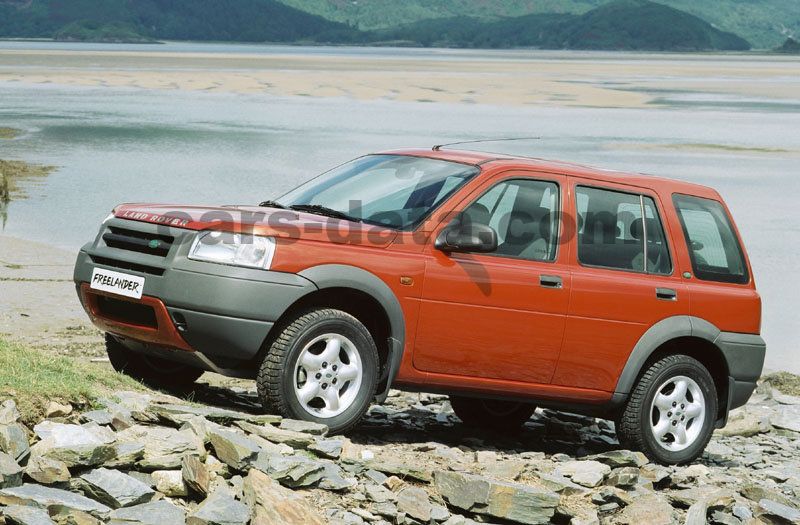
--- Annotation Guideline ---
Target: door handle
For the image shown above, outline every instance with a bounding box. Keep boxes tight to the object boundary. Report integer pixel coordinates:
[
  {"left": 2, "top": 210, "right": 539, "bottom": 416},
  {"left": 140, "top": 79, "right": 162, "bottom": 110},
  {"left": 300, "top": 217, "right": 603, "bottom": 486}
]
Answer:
[
  {"left": 656, "top": 288, "right": 677, "bottom": 301},
  {"left": 540, "top": 275, "right": 563, "bottom": 289}
]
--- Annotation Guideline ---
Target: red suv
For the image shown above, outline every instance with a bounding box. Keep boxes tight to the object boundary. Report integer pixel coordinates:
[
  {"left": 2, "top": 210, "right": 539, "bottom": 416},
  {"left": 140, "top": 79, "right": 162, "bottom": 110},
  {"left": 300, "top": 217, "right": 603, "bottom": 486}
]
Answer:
[{"left": 74, "top": 148, "right": 765, "bottom": 464}]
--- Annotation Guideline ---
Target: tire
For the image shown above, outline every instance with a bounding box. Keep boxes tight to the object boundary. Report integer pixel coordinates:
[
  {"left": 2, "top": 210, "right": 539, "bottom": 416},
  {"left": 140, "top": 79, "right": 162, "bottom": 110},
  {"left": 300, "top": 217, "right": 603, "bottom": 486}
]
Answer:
[
  {"left": 105, "top": 333, "right": 203, "bottom": 388},
  {"left": 616, "top": 354, "right": 717, "bottom": 465},
  {"left": 449, "top": 395, "right": 536, "bottom": 429},
  {"left": 257, "top": 309, "right": 379, "bottom": 434}
]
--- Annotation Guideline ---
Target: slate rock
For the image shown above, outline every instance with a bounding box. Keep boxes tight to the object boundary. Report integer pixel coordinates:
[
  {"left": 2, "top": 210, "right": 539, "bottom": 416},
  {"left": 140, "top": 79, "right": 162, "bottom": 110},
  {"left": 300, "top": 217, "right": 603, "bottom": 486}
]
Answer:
[
  {"left": 606, "top": 466, "right": 639, "bottom": 488},
  {"left": 151, "top": 470, "right": 188, "bottom": 497},
  {"left": 182, "top": 454, "right": 210, "bottom": 496},
  {"left": 105, "top": 443, "right": 145, "bottom": 469},
  {"left": 554, "top": 460, "right": 611, "bottom": 488},
  {"left": 80, "top": 410, "right": 114, "bottom": 427},
  {"left": 0, "top": 400, "right": 21, "bottom": 425},
  {"left": 242, "top": 468, "right": 325, "bottom": 524},
  {"left": 45, "top": 401, "right": 73, "bottom": 418},
  {"left": 0, "top": 483, "right": 112, "bottom": 518},
  {"left": 78, "top": 468, "right": 155, "bottom": 508},
  {"left": 588, "top": 450, "right": 648, "bottom": 468},
  {"left": 278, "top": 419, "right": 328, "bottom": 436},
  {"left": 2, "top": 504, "right": 57, "bottom": 525},
  {"left": 187, "top": 491, "right": 250, "bottom": 525},
  {"left": 152, "top": 403, "right": 281, "bottom": 426},
  {"left": 116, "top": 425, "right": 204, "bottom": 469},
  {"left": 254, "top": 453, "right": 325, "bottom": 488},
  {"left": 757, "top": 499, "right": 800, "bottom": 524},
  {"left": 0, "top": 451, "right": 23, "bottom": 488},
  {"left": 396, "top": 486, "right": 432, "bottom": 522},
  {"left": 208, "top": 428, "right": 260, "bottom": 471},
  {"left": 108, "top": 500, "right": 186, "bottom": 525},
  {"left": 616, "top": 493, "right": 674, "bottom": 525},
  {"left": 236, "top": 421, "right": 314, "bottom": 448},
  {"left": 317, "top": 462, "right": 356, "bottom": 491},
  {"left": 24, "top": 455, "right": 70, "bottom": 485},
  {"left": 0, "top": 423, "right": 30, "bottom": 462},
  {"left": 30, "top": 422, "right": 114, "bottom": 468},
  {"left": 308, "top": 438, "right": 343, "bottom": 459},
  {"left": 434, "top": 470, "right": 559, "bottom": 525}
]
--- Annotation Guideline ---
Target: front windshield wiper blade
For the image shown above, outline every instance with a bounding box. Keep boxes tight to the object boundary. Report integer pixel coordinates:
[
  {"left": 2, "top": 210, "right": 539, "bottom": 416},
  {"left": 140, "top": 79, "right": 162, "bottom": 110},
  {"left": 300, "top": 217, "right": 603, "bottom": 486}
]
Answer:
[
  {"left": 289, "top": 204, "right": 361, "bottom": 223},
  {"left": 258, "top": 200, "right": 287, "bottom": 209}
]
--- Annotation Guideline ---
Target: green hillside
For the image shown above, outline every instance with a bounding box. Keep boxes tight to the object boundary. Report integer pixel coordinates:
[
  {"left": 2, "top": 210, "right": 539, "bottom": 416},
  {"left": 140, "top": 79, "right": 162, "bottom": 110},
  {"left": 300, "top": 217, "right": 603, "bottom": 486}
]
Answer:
[
  {"left": 368, "top": 0, "right": 750, "bottom": 51},
  {"left": 278, "top": 0, "right": 799, "bottom": 49},
  {"left": 0, "top": 0, "right": 355, "bottom": 43}
]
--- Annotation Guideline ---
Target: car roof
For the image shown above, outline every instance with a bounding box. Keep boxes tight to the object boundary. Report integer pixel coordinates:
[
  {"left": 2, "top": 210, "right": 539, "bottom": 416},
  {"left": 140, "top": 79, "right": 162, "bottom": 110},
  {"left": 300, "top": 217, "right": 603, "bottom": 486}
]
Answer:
[{"left": 379, "top": 148, "right": 720, "bottom": 199}]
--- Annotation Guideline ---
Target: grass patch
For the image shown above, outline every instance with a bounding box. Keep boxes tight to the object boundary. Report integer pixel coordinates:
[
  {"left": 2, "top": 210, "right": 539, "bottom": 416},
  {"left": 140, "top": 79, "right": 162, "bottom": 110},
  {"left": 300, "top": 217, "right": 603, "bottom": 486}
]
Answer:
[
  {"left": 0, "top": 128, "right": 21, "bottom": 140},
  {"left": 0, "top": 338, "right": 142, "bottom": 425},
  {"left": 763, "top": 371, "right": 800, "bottom": 396},
  {"left": 1, "top": 159, "right": 56, "bottom": 221}
]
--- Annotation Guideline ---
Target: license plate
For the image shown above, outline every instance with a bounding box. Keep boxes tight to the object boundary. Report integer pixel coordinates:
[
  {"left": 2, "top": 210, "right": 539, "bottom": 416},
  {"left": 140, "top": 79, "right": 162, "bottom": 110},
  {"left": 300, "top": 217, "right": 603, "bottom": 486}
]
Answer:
[{"left": 90, "top": 268, "right": 145, "bottom": 300}]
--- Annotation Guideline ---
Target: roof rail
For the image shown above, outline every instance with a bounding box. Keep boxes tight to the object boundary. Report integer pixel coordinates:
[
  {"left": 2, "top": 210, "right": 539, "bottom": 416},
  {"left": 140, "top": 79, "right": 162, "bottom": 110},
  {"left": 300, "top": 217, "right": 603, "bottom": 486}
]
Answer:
[{"left": 432, "top": 137, "right": 542, "bottom": 151}]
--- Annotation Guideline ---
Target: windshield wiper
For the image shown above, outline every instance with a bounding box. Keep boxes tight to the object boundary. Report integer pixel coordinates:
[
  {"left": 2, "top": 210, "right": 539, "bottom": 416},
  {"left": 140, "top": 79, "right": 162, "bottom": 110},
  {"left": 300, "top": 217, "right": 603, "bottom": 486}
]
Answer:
[
  {"left": 258, "top": 200, "right": 287, "bottom": 209},
  {"left": 289, "top": 204, "right": 361, "bottom": 223}
]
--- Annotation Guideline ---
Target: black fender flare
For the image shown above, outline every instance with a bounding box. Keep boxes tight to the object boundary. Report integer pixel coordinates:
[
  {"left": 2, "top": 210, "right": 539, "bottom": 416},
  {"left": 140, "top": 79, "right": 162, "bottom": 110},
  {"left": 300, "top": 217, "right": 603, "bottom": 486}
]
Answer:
[
  {"left": 613, "top": 315, "right": 722, "bottom": 397},
  {"left": 297, "top": 264, "right": 405, "bottom": 402}
]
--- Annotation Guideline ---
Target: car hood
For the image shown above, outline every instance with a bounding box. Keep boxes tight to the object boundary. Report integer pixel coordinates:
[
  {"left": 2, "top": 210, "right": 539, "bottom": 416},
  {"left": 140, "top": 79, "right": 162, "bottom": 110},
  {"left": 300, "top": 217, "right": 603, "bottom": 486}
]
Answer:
[{"left": 113, "top": 204, "right": 399, "bottom": 248}]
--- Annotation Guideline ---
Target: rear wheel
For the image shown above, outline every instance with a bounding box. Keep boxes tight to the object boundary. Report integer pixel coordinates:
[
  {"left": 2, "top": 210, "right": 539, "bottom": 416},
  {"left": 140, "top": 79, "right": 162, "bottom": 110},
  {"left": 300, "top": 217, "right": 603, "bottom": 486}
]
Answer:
[
  {"left": 616, "top": 354, "right": 717, "bottom": 465},
  {"left": 105, "top": 333, "right": 203, "bottom": 388},
  {"left": 257, "top": 309, "right": 379, "bottom": 434},
  {"left": 449, "top": 395, "right": 536, "bottom": 429}
]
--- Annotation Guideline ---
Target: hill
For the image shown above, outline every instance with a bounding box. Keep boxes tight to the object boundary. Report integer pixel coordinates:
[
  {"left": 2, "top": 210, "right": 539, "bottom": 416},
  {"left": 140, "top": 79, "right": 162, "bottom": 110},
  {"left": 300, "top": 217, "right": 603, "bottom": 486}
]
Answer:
[
  {"left": 775, "top": 37, "right": 800, "bottom": 54},
  {"left": 0, "top": 0, "right": 356, "bottom": 43},
  {"left": 279, "top": 0, "right": 799, "bottom": 49},
  {"left": 368, "top": 0, "right": 750, "bottom": 51}
]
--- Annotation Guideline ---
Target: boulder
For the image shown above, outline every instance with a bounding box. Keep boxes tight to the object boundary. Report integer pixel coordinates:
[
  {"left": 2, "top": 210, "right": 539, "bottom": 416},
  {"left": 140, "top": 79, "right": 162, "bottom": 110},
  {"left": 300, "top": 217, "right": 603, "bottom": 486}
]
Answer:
[
  {"left": 208, "top": 428, "right": 260, "bottom": 471},
  {"left": 24, "top": 456, "right": 70, "bottom": 485},
  {"left": 0, "top": 484, "right": 112, "bottom": 518},
  {"left": 0, "top": 423, "right": 30, "bottom": 462},
  {"left": 187, "top": 490, "right": 250, "bottom": 525},
  {"left": 78, "top": 468, "right": 155, "bottom": 508},
  {"left": 434, "top": 470, "right": 559, "bottom": 525},
  {"left": 108, "top": 500, "right": 186, "bottom": 525},
  {"left": 242, "top": 468, "right": 325, "bottom": 525},
  {"left": 0, "top": 451, "right": 23, "bottom": 488},
  {"left": 2, "top": 504, "right": 57, "bottom": 525}
]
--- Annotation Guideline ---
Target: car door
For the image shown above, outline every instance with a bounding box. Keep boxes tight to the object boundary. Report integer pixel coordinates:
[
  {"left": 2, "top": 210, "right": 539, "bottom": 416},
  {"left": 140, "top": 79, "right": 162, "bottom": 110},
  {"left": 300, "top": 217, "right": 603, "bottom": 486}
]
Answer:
[
  {"left": 552, "top": 179, "right": 689, "bottom": 392},
  {"left": 413, "top": 171, "right": 570, "bottom": 385}
]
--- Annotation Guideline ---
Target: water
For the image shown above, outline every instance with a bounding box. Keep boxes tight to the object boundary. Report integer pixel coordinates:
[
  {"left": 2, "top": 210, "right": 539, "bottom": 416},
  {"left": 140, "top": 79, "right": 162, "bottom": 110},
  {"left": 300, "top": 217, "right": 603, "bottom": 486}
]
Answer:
[{"left": 1, "top": 42, "right": 798, "bottom": 372}]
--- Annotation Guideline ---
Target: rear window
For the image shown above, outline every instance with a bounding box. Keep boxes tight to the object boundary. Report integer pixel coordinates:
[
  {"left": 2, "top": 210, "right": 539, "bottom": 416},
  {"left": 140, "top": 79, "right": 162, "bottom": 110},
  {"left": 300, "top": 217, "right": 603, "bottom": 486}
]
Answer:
[{"left": 673, "top": 194, "right": 748, "bottom": 284}]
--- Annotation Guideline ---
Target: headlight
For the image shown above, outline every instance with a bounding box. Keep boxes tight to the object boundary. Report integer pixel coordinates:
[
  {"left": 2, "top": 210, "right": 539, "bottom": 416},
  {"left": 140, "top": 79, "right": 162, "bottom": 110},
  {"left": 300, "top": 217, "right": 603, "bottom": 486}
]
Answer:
[{"left": 189, "top": 232, "right": 276, "bottom": 269}]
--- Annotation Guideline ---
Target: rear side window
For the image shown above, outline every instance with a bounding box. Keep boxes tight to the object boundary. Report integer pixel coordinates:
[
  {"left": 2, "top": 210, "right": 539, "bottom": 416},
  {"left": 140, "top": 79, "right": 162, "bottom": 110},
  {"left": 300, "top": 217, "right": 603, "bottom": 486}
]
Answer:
[
  {"left": 673, "top": 194, "right": 748, "bottom": 284},
  {"left": 576, "top": 186, "right": 672, "bottom": 275}
]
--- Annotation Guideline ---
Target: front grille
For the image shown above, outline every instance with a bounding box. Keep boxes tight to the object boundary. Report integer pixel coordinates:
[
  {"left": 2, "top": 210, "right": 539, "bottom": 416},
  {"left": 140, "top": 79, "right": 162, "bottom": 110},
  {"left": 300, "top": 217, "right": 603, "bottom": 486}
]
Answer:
[
  {"left": 94, "top": 295, "right": 158, "bottom": 329},
  {"left": 103, "top": 226, "right": 174, "bottom": 257},
  {"left": 90, "top": 255, "right": 165, "bottom": 276}
]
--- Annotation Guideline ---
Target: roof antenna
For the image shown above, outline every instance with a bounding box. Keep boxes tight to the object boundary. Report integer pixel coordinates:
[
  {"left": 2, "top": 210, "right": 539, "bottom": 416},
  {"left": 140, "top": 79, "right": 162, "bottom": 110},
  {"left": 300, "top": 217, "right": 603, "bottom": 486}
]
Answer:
[{"left": 432, "top": 136, "right": 542, "bottom": 151}]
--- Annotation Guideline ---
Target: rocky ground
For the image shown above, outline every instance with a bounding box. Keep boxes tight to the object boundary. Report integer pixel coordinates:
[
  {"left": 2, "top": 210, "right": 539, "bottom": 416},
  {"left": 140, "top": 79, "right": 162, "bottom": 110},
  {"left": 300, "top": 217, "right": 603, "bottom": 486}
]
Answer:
[{"left": 0, "top": 377, "right": 799, "bottom": 525}]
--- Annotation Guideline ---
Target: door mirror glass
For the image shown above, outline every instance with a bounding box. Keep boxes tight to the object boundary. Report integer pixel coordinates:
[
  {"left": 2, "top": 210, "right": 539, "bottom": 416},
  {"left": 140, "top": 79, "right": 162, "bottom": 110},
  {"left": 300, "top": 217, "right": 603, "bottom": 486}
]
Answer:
[{"left": 435, "top": 223, "right": 498, "bottom": 253}]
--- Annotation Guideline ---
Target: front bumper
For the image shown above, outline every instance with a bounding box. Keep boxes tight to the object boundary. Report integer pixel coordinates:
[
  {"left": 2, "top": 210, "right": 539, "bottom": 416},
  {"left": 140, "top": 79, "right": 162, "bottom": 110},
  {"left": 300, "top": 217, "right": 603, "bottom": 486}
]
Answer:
[{"left": 74, "top": 218, "right": 316, "bottom": 367}]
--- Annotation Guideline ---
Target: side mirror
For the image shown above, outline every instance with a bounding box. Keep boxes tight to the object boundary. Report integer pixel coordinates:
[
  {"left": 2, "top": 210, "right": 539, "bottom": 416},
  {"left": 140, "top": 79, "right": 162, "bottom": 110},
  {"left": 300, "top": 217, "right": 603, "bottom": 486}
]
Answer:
[{"left": 435, "top": 223, "right": 498, "bottom": 254}]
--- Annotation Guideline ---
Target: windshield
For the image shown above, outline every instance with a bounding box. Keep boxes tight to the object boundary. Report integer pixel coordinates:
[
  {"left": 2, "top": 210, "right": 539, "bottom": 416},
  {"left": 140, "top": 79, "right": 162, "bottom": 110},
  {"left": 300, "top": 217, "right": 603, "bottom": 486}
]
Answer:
[{"left": 278, "top": 154, "right": 479, "bottom": 230}]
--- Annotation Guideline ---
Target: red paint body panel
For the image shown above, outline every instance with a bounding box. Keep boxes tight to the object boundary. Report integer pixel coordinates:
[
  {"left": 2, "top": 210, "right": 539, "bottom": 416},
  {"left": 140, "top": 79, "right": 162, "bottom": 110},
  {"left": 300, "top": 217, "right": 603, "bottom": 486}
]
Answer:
[{"left": 108, "top": 149, "right": 760, "bottom": 404}]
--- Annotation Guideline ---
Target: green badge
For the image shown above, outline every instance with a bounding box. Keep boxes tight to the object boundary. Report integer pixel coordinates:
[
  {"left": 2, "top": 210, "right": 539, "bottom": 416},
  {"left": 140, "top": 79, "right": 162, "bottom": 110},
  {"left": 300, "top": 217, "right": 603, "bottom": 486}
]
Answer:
[{"left": 148, "top": 239, "right": 160, "bottom": 249}]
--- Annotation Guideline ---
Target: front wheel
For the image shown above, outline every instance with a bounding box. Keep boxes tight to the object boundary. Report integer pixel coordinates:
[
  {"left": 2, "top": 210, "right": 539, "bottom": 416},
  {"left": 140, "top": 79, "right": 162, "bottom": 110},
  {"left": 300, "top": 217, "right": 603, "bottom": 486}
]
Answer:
[
  {"left": 256, "top": 309, "right": 379, "bottom": 434},
  {"left": 105, "top": 333, "right": 203, "bottom": 388},
  {"left": 616, "top": 354, "right": 717, "bottom": 465},
  {"left": 449, "top": 395, "right": 536, "bottom": 429}
]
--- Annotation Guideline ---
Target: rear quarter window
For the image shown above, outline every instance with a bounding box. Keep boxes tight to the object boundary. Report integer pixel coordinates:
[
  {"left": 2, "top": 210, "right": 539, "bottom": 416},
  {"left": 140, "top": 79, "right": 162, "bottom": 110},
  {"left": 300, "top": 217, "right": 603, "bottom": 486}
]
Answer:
[{"left": 673, "top": 194, "right": 749, "bottom": 284}]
